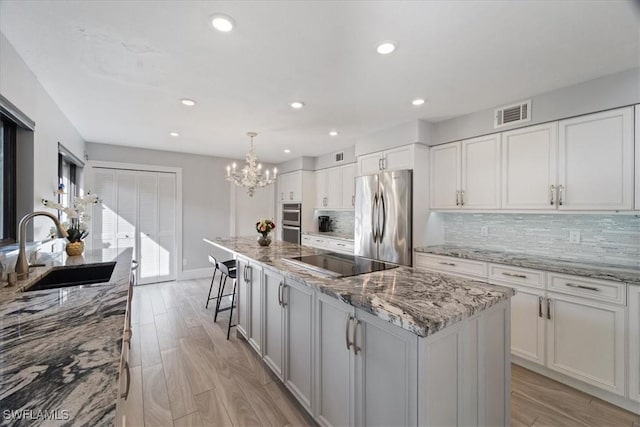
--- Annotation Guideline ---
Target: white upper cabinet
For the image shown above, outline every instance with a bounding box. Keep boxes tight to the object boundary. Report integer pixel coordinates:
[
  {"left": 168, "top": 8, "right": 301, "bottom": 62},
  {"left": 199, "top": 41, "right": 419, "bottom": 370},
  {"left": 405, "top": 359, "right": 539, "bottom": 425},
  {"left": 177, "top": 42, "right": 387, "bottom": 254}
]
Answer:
[
  {"left": 357, "top": 145, "right": 415, "bottom": 176},
  {"left": 341, "top": 163, "right": 357, "bottom": 208},
  {"left": 461, "top": 134, "right": 501, "bottom": 209},
  {"left": 558, "top": 106, "right": 634, "bottom": 210},
  {"left": 429, "top": 135, "right": 500, "bottom": 210},
  {"left": 429, "top": 142, "right": 460, "bottom": 209},
  {"left": 315, "top": 169, "right": 327, "bottom": 208},
  {"left": 502, "top": 123, "right": 558, "bottom": 209},
  {"left": 326, "top": 167, "right": 342, "bottom": 208},
  {"left": 635, "top": 105, "right": 640, "bottom": 210},
  {"left": 278, "top": 171, "right": 303, "bottom": 203}
]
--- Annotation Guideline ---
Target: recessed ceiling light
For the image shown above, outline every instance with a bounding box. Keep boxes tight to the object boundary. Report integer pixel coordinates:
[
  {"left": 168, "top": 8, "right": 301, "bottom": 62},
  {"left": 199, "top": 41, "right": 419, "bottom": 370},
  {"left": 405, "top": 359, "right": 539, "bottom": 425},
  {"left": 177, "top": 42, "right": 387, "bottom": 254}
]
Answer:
[
  {"left": 169, "top": 132, "right": 180, "bottom": 137},
  {"left": 210, "top": 14, "right": 235, "bottom": 32},
  {"left": 376, "top": 41, "right": 397, "bottom": 55},
  {"left": 181, "top": 98, "right": 196, "bottom": 106},
  {"left": 290, "top": 101, "right": 305, "bottom": 109},
  {"left": 412, "top": 98, "right": 425, "bottom": 106},
  {"left": 284, "top": 149, "right": 291, "bottom": 154},
  {"left": 329, "top": 131, "right": 339, "bottom": 137}
]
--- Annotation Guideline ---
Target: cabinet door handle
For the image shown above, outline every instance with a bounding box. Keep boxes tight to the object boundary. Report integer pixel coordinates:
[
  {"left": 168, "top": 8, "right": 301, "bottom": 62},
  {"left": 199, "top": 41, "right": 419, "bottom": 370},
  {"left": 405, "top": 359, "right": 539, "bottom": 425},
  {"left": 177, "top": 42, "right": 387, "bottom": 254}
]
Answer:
[
  {"left": 336, "top": 243, "right": 346, "bottom": 247},
  {"left": 121, "top": 361, "right": 131, "bottom": 400},
  {"left": 547, "top": 298, "right": 551, "bottom": 320},
  {"left": 538, "top": 296, "right": 543, "bottom": 318},
  {"left": 281, "top": 283, "right": 287, "bottom": 307},
  {"left": 565, "top": 283, "right": 599, "bottom": 291},
  {"left": 455, "top": 190, "right": 460, "bottom": 206},
  {"left": 278, "top": 282, "right": 283, "bottom": 306},
  {"left": 439, "top": 262, "right": 456, "bottom": 266},
  {"left": 345, "top": 314, "right": 353, "bottom": 350},
  {"left": 557, "top": 185, "right": 563, "bottom": 206},
  {"left": 549, "top": 185, "right": 555, "bottom": 206},
  {"left": 502, "top": 272, "right": 527, "bottom": 279},
  {"left": 290, "top": 191, "right": 293, "bottom": 200},
  {"left": 353, "top": 319, "right": 362, "bottom": 355},
  {"left": 460, "top": 190, "right": 465, "bottom": 206},
  {"left": 378, "top": 158, "right": 382, "bottom": 170},
  {"left": 352, "top": 195, "right": 355, "bottom": 206},
  {"left": 281, "top": 192, "right": 284, "bottom": 201}
]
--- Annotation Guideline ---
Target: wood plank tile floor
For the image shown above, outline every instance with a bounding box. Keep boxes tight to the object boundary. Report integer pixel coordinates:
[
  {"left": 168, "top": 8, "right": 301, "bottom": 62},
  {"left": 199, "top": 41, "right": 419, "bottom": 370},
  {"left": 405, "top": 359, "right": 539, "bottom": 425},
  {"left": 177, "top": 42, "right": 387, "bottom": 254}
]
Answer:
[{"left": 128, "top": 278, "right": 639, "bottom": 427}]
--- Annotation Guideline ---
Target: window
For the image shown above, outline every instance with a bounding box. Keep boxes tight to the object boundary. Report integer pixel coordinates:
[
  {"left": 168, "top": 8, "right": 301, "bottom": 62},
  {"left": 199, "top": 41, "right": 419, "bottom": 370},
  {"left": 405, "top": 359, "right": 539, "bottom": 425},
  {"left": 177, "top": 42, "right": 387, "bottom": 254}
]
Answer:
[
  {"left": 0, "top": 114, "right": 17, "bottom": 243},
  {"left": 58, "top": 145, "right": 83, "bottom": 224}
]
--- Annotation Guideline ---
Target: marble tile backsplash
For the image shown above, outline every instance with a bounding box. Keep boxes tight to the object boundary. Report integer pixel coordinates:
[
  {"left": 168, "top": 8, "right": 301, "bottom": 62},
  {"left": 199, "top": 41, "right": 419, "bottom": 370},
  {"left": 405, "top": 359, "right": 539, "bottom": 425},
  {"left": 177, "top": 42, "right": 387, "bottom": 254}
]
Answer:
[
  {"left": 315, "top": 209, "right": 355, "bottom": 236},
  {"left": 443, "top": 213, "right": 640, "bottom": 267}
]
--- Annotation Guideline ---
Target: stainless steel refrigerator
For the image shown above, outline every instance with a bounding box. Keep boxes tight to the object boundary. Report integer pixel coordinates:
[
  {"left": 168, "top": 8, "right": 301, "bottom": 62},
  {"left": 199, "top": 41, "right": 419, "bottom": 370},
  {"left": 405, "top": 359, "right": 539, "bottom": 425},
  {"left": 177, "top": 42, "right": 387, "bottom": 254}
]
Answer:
[{"left": 354, "top": 170, "right": 412, "bottom": 266}]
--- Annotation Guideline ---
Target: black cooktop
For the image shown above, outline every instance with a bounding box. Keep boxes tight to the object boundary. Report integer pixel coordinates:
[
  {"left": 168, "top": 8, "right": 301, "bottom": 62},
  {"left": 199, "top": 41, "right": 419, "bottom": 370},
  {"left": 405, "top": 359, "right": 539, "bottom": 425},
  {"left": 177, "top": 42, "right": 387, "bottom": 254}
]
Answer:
[{"left": 284, "top": 252, "right": 398, "bottom": 277}]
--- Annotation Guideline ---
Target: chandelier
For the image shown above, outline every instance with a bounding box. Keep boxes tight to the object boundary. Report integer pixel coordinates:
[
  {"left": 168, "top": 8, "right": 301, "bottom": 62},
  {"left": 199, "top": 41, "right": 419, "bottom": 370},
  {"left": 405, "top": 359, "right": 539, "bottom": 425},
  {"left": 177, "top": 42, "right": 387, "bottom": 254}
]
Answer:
[{"left": 226, "top": 132, "right": 277, "bottom": 197}]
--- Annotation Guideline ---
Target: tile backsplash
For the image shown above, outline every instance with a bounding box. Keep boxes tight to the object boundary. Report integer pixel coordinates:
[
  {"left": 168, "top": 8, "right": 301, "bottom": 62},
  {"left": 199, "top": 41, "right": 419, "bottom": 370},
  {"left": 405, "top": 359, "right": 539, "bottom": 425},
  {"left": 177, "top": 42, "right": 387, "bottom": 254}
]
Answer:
[
  {"left": 443, "top": 213, "right": 640, "bottom": 267},
  {"left": 315, "top": 209, "right": 355, "bottom": 236}
]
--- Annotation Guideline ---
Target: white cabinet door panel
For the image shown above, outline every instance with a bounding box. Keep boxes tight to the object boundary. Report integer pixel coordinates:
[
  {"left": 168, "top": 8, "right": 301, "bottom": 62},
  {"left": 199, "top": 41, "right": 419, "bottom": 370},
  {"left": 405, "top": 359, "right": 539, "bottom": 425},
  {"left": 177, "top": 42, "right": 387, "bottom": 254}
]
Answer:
[
  {"left": 326, "top": 167, "right": 342, "bottom": 208},
  {"left": 629, "top": 286, "right": 640, "bottom": 403},
  {"left": 546, "top": 292, "right": 625, "bottom": 396},
  {"left": 248, "top": 262, "right": 263, "bottom": 354},
  {"left": 358, "top": 152, "right": 382, "bottom": 176},
  {"left": 635, "top": 105, "right": 640, "bottom": 210},
  {"left": 509, "top": 286, "right": 545, "bottom": 365},
  {"left": 461, "top": 134, "right": 501, "bottom": 209},
  {"left": 383, "top": 145, "right": 412, "bottom": 171},
  {"left": 314, "top": 293, "right": 354, "bottom": 427},
  {"left": 236, "top": 257, "right": 250, "bottom": 338},
  {"left": 341, "top": 163, "right": 357, "bottom": 208},
  {"left": 429, "top": 142, "right": 460, "bottom": 209},
  {"left": 558, "top": 107, "right": 634, "bottom": 210},
  {"left": 315, "top": 170, "right": 326, "bottom": 208},
  {"left": 285, "top": 278, "right": 314, "bottom": 412},
  {"left": 263, "top": 268, "right": 284, "bottom": 379},
  {"left": 502, "top": 123, "right": 558, "bottom": 209}
]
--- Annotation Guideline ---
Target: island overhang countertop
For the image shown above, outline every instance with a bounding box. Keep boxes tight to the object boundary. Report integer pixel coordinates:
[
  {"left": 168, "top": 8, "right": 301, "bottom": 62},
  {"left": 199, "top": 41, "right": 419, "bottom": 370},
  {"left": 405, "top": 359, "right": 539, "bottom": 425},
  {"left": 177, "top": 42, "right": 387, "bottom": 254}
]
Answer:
[{"left": 205, "top": 236, "right": 514, "bottom": 337}]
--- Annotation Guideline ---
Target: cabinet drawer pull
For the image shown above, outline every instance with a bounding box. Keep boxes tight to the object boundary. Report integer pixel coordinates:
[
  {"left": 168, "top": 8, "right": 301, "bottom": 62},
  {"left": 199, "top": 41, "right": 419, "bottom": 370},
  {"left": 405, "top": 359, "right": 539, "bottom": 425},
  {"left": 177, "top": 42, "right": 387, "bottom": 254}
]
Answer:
[
  {"left": 502, "top": 272, "right": 527, "bottom": 279},
  {"left": 345, "top": 314, "right": 353, "bottom": 350},
  {"left": 549, "top": 185, "right": 555, "bottom": 206},
  {"left": 121, "top": 361, "right": 131, "bottom": 400},
  {"left": 547, "top": 298, "right": 551, "bottom": 320},
  {"left": 565, "top": 283, "right": 599, "bottom": 291},
  {"left": 439, "top": 262, "right": 456, "bottom": 266},
  {"left": 336, "top": 243, "right": 346, "bottom": 247},
  {"left": 353, "top": 319, "right": 362, "bottom": 355},
  {"left": 538, "top": 296, "right": 543, "bottom": 318}
]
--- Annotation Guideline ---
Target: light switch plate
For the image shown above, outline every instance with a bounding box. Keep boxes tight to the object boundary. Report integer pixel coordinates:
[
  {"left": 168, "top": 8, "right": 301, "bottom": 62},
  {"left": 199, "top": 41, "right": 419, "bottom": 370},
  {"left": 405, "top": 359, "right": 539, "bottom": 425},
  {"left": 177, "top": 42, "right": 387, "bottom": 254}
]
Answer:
[{"left": 480, "top": 226, "right": 489, "bottom": 237}]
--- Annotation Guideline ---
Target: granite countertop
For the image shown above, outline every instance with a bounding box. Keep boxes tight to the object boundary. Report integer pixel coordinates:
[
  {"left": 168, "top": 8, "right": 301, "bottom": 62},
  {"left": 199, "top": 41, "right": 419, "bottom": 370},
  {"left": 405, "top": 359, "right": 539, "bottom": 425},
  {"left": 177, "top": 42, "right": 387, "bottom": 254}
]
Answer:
[
  {"left": 0, "top": 247, "right": 133, "bottom": 427},
  {"left": 415, "top": 245, "right": 640, "bottom": 286},
  {"left": 205, "top": 237, "right": 514, "bottom": 338},
  {"left": 303, "top": 231, "right": 354, "bottom": 241}
]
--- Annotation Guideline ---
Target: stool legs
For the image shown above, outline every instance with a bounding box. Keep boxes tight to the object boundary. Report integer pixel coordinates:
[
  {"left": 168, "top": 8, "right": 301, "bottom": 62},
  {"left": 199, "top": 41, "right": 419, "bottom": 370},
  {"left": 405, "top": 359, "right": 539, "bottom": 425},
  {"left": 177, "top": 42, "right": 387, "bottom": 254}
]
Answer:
[
  {"left": 214, "top": 273, "right": 227, "bottom": 322},
  {"left": 205, "top": 268, "right": 218, "bottom": 309},
  {"left": 227, "top": 279, "right": 238, "bottom": 340}
]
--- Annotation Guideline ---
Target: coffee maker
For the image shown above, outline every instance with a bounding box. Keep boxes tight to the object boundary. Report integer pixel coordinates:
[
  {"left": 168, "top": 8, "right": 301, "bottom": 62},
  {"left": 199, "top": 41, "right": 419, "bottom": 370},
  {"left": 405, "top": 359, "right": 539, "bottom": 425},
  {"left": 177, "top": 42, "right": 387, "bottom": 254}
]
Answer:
[{"left": 318, "top": 215, "right": 332, "bottom": 232}]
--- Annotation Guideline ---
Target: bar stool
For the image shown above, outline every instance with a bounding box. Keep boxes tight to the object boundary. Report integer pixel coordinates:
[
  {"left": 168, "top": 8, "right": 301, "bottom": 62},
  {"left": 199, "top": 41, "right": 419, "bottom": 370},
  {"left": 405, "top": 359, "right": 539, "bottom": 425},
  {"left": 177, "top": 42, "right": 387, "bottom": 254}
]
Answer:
[
  {"left": 213, "top": 259, "right": 238, "bottom": 340},
  {"left": 205, "top": 255, "right": 236, "bottom": 309}
]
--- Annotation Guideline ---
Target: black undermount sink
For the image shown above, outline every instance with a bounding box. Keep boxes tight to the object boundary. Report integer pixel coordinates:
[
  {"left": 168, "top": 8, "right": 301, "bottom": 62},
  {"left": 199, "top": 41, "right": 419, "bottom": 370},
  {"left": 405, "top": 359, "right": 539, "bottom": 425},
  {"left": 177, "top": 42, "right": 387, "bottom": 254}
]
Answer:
[{"left": 24, "top": 262, "right": 117, "bottom": 292}]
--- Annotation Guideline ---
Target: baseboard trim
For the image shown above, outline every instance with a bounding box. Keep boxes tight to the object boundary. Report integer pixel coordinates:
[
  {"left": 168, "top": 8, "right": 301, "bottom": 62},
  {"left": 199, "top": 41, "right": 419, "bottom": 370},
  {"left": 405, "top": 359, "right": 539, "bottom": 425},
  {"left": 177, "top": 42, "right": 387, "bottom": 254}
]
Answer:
[{"left": 178, "top": 267, "right": 213, "bottom": 280}]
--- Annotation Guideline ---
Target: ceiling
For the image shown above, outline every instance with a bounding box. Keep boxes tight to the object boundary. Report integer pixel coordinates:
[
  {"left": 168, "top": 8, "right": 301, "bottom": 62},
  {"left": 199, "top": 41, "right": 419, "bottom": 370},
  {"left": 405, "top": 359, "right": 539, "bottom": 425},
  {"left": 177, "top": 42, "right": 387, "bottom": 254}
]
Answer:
[{"left": 0, "top": 1, "right": 638, "bottom": 163}]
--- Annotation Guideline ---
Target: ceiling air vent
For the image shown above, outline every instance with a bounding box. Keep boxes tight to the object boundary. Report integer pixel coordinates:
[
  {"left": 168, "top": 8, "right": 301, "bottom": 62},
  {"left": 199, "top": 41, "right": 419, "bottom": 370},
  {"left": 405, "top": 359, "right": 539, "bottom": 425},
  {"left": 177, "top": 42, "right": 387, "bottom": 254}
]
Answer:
[
  {"left": 494, "top": 100, "right": 531, "bottom": 129},
  {"left": 334, "top": 151, "right": 344, "bottom": 163}
]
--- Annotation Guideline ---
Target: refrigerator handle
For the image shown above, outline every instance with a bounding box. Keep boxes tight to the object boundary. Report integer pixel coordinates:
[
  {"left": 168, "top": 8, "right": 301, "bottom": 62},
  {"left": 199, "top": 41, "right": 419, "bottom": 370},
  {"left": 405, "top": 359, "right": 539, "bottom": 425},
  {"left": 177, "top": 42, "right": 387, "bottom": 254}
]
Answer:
[
  {"left": 372, "top": 192, "right": 378, "bottom": 243},
  {"left": 379, "top": 193, "right": 386, "bottom": 241}
]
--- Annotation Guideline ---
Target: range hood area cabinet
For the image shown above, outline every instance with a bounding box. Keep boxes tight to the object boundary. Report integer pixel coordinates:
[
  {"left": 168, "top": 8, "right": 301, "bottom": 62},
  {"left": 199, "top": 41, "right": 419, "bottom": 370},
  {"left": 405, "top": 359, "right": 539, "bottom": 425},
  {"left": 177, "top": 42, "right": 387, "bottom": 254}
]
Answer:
[{"left": 429, "top": 105, "right": 636, "bottom": 212}]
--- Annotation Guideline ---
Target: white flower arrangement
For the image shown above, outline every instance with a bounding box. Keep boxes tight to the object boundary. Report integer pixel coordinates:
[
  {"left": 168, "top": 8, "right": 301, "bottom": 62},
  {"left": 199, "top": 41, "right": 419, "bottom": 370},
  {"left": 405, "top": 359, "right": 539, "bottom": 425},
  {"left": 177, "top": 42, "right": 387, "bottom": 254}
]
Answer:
[{"left": 42, "top": 192, "right": 101, "bottom": 242}]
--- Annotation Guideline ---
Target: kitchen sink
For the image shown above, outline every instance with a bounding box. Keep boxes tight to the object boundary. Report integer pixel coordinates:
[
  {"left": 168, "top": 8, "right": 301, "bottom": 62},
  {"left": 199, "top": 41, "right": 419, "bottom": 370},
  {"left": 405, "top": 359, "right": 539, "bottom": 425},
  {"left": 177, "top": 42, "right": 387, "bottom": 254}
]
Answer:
[{"left": 24, "top": 262, "right": 117, "bottom": 292}]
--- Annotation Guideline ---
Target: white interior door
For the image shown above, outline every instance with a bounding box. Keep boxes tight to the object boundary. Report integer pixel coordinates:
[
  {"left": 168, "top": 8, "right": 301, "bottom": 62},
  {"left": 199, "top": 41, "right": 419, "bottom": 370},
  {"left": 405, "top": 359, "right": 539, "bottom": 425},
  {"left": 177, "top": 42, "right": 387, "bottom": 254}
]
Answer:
[
  {"left": 138, "top": 172, "right": 160, "bottom": 284},
  {"left": 157, "top": 172, "right": 176, "bottom": 282}
]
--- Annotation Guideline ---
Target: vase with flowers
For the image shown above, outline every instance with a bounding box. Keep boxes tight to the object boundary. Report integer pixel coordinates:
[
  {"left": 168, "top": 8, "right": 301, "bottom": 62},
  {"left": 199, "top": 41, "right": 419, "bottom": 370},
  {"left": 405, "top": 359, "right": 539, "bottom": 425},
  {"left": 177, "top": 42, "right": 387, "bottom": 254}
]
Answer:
[
  {"left": 42, "top": 191, "right": 102, "bottom": 256},
  {"left": 256, "top": 219, "right": 276, "bottom": 247}
]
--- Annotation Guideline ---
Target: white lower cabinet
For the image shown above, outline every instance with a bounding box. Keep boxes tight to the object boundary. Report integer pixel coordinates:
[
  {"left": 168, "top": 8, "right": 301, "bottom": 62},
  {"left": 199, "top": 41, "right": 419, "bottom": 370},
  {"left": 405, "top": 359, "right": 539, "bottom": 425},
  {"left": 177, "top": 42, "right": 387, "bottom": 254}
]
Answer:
[
  {"left": 284, "top": 278, "right": 315, "bottom": 412},
  {"left": 313, "top": 293, "right": 419, "bottom": 427},
  {"left": 263, "top": 267, "right": 285, "bottom": 379},
  {"left": 629, "top": 285, "right": 640, "bottom": 403},
  {"left": 546, "top": 291, "right": 626, "bottom": 396},
  {"left": 508, "top": 285, "right": 545, "bottom": 365},
  {"left": 314, "top": 293, "right": 355, "bottom": 427},
  {"left": 236, "top": 257, "right": 250, "bottom": 338},
  {"left": 242, "top": 260, "right": 263, "bottom": 354}
]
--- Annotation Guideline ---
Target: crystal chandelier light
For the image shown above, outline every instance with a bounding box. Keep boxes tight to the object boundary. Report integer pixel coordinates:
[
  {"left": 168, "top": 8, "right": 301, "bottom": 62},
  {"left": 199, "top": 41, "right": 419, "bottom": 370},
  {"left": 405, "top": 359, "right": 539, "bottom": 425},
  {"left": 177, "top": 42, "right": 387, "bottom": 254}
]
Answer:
[{"left": 226, "top": 132, "right": 277, "bottom": 197}]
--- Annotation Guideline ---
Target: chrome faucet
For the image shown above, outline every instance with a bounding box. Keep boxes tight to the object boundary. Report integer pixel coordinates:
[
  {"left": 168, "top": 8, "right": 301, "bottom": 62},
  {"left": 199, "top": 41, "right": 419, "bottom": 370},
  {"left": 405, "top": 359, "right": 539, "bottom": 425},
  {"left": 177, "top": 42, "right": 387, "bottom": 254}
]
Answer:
[{"left": 15, "top": 211, "right": 68, "bottom": 280}]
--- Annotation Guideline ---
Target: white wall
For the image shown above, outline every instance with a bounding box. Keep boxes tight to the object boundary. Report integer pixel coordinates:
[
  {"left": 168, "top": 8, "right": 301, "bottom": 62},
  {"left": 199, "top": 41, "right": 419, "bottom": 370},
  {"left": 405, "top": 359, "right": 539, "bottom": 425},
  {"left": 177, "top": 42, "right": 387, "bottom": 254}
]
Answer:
[
  {"left": 0, "top": 32, "right": 86, "bottom": 240},
  {"left": 431, "top": 67, "right": 640, "bottom": 145},
  {"left": 355, "top": 119, "right": 432, "bottom": 156},
  {"left": 85, "top": 142, "right": 276, "bottom": 274}
]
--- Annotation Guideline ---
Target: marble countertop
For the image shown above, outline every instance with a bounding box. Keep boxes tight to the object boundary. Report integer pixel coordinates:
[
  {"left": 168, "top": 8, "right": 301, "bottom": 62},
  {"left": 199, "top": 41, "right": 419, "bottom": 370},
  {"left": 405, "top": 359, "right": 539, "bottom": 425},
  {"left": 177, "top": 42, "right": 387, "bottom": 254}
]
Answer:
[
  {"left": 205, "top": 237, "right": 514, "bottom": 338},
  {"left": 0, "top": 247, "right": 132, "bottom": 427},
  {"left": 415, "top": 245, "right": 640, "bottom": 286},
  {"left": 303, "top": 231, "right": 354, "bottom": 241}
]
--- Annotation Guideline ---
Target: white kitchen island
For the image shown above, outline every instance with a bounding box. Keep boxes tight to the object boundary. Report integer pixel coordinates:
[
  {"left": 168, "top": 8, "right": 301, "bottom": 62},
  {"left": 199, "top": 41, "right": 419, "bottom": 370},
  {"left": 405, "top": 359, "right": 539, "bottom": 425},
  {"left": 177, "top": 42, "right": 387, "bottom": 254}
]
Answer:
[{"left": 205, "top": 237, "right": 514, "bottom": 427}]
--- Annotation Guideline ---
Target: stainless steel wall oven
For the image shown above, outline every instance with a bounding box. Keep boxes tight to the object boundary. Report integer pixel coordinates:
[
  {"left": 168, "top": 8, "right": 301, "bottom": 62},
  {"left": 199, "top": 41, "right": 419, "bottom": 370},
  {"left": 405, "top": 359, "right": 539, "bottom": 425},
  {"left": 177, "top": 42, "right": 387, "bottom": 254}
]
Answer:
[{"left": 282, "top": 203, "right": 301, "bottom": 244}]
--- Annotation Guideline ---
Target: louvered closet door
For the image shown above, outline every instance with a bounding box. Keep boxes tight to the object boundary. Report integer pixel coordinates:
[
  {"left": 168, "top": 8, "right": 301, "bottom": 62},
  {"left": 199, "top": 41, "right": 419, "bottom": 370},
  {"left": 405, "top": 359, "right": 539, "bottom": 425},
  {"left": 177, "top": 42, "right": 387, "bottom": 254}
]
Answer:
[
  {"left": 138, "top": 172, "right": 160, "bottom": 284},
  {"left": 156, "top": 172, "right": 176, "bottom": 282},
  {"left": 92, "top": 169, "right": 117, "bottom": 250},
  {"left": 116, "top": 171, "right": 137, "bottom": 252}
]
